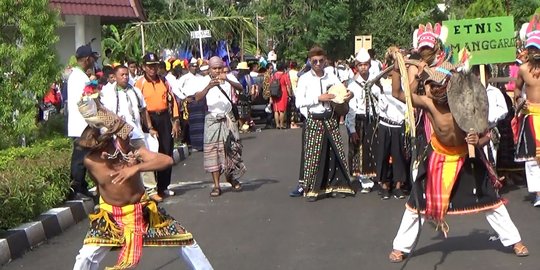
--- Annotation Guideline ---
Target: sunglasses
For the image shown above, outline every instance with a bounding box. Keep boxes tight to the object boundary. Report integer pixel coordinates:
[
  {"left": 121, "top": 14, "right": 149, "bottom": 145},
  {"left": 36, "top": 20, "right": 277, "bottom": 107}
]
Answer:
[{"left": 311, "top": 59, "right": 325, "bottom": 65}]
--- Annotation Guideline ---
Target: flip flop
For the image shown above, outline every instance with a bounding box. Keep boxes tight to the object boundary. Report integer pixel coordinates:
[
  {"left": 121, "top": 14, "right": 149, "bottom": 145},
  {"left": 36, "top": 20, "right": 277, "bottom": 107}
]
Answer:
[
  {"left": 389, "top": 250, "right": 405, "bottom": 263},
  {"left": 513, "top": 243, "right": 529, "bottom": 257}
]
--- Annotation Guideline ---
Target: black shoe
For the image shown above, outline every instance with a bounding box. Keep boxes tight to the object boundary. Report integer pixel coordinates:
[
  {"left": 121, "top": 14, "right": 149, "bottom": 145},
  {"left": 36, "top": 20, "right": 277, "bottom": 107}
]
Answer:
[
  {"left": 393, "top": 189, "right": 406, "bottom": 199},
  {"left": 69, "top": 192, "right": 93, "bottom": 201},
  {"left": 307, "top": 196, "right": 318, "bottom": 202},
  {"left": 381, "top": 189, "right": 391, "bottom": 200},
  {"left": 289, "top": 185, "right": 305, "bottom": 197}
]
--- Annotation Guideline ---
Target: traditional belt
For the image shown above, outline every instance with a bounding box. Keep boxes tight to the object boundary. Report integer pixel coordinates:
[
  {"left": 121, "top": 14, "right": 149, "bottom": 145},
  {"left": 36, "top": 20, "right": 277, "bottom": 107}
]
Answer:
[
  {"left": 379, "top": 116, "right": 403, "bottom": 126},
  {"left": 148, "top": 109, "right": 168, "bottom": 115},
  {"left": 309, "top": 111, "right": 332, "bottom": 120}
]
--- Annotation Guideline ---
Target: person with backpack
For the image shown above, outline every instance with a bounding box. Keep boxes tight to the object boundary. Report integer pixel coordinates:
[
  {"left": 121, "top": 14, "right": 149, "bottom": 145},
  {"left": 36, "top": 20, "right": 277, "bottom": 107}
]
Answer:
[{"left": 270, "top": 62, "right": 291, "bottom": 129}]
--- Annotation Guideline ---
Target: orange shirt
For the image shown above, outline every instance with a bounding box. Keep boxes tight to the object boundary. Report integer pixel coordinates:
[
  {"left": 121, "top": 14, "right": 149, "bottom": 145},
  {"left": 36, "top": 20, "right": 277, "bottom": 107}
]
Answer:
[{"left": 135, "top": 76, "right": 179, "bottom": 118}]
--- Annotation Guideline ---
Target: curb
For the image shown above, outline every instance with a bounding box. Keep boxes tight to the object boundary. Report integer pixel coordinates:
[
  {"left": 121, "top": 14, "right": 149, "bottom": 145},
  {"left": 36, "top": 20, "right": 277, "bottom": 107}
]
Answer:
[{"left": 0, "top": 144, "right": 189, "bottom": 266}]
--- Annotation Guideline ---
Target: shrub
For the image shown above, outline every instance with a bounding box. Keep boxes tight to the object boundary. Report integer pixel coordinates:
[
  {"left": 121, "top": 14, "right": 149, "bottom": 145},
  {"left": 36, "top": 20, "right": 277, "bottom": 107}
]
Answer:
[{"left": 0, "top": 137, "right": 72, "bottom": 230}]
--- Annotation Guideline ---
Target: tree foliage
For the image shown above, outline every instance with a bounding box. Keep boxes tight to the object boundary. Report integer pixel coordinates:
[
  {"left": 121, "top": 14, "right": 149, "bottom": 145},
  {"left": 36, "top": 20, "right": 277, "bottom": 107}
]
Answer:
[{"left": 0, "top": 0, "right": 61, "bottom": 149}]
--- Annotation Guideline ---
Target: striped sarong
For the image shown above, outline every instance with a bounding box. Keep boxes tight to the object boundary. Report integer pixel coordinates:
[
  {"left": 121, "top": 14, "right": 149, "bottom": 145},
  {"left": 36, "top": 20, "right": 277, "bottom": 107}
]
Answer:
[
  {"left": 515, "top": 103, "right": 540, "bottom": 162},
  {"left": 203, "top": 112, "right": 246, "bottom": 179}
]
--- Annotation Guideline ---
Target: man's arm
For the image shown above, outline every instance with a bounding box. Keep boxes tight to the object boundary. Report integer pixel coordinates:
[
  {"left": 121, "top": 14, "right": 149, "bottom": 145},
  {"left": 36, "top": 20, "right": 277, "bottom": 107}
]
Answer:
[
  {"left": 514, "top": 66, "right": 525, "bottom": 105},
  {"left": 195, "top": 79, "right": 220, "bottom": 101},
  {"left": 391, "top": 69, "right": 428, "bottom": 109},
  {"left": 110, "top": 147, "right": 173, "bottom": 185}
]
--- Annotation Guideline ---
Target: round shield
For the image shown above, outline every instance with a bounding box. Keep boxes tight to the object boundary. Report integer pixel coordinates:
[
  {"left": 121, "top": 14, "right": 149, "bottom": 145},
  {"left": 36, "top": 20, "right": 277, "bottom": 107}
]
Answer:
[{"left": 447, "top": 72, "right": 489, "bottom": 133}]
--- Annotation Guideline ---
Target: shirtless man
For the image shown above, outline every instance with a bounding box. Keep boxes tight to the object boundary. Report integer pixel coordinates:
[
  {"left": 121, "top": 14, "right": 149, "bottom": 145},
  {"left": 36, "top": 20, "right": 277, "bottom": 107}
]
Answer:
[
  {"left": 386, "top": 25, "right": 528, "bottom": 263},
  {"left": 514, "top": 34, "right": 540, "bottom": 206},
  {"left": 72, "top": 98, "right": 213, "bottom": 270}
]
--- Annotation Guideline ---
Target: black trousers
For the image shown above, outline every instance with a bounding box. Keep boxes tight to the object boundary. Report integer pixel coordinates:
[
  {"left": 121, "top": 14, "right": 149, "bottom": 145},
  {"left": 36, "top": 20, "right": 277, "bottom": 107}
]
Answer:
[
  {"left": 70, "top": 139, "right": 89, "bottom": 193},
  {"left": 375, "top": 123, "right": 408, "bottom": 184},
  {"left": 149, "top": 111, "right": 174, "bottom": 192}
]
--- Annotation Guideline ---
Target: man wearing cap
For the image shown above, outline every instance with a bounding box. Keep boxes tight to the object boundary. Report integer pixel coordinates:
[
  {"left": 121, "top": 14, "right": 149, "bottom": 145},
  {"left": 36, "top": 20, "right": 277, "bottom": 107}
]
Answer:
[
  {"left": 290, "top": 45, "right": 354, "bottom": 201},
  {"left": 67, "top": 44, "right": 99, "bottom": 200},
  {"left": 135, "top": 53, "right": 181, "bottom": 200},
  {"left": 345, "top": 48, "right": 379, "bottom": 194},
  {"left": 193, "top": 56, "right": 246, "bottom": 197},
  {"left": 515, "top": 14, "right": 540, "bottom": 207}
]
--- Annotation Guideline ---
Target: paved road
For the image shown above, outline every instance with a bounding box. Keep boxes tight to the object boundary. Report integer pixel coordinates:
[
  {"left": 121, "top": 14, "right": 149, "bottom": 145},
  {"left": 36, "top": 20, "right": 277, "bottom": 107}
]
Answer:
[{"left": 3, "top": 127, "right": 540, "bottom": 270}]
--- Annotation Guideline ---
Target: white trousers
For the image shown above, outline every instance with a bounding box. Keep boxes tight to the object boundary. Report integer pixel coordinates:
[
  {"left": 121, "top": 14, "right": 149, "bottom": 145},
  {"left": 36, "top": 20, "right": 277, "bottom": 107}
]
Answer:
[
  {"left": 73, "top": 241, "right": 213, "bottom": 270},
  {"left": 392, "top": 205, "right": 521, "bottom": 253},
  {"left": 525, "top": 160, "right": 540, "bottom": 192}
]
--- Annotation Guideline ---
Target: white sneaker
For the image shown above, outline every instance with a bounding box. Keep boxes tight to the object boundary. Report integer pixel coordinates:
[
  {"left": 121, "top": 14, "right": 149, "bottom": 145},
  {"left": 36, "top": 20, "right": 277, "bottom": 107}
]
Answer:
[
  {"left": 163, "top": 190, "right": 175, "bottom": 196},
  {"left": 533, "top": 195, "right": 540, "bottom": 207}
]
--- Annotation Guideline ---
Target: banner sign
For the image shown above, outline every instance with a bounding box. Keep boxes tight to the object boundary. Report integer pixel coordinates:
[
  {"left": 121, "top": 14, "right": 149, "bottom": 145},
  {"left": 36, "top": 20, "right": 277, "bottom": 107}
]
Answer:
[
  {"left": 443, "top": 16, "right": 515, "bottom": 65},
  {"left": 190, "top": 30, "right": 211, "bottom": 39}
]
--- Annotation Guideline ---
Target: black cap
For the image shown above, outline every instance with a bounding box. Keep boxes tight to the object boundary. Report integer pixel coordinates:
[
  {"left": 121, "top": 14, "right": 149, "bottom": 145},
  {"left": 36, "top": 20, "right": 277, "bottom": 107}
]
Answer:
[
  {"left": 75, "top": 44, "right": 100, "bottom": 59},
  {"left": 142, "top": 53, "right": 161, "bottom": 65}
]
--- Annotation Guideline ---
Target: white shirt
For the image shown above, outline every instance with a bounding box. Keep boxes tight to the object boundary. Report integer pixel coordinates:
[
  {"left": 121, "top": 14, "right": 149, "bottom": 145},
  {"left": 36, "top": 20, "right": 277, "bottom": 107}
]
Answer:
[
  {"left": 174, "top": 72, "right": 202, "bottom": 99},
  {"left": 100, "top": 82, "right": 147, "bottom": 140},
  {"left": 377, "top": 78, "right": 406, "bottom": 128},
  {"left": 295, "top": 70, "right": 341, "bottom": 117},
  {"left": 67, "top": 67, "right": 89, "bottom": 137},
  {"left": 337, "top": 68, "right": 354, "bottom": 83},
  {"left": 486, "top": 84, "right": 508, "bottom": 128},
  {"left": 345, "top": 73, "right": 380, "bottom": 133},
  {"left": 129, "top": 73, "right": 141, "bottom": 87},
  {"left": 193, "top": 74, "right": 240, "bottom": 116},
  {"left": 369, "top": 59, "right": 382, "bottom": 77}
]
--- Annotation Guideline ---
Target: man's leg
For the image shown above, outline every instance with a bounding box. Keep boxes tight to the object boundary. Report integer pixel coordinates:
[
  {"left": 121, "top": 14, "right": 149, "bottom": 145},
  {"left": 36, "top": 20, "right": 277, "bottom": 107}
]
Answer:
[
  {"left": 392, "top": 209, "right": 424, "bottom": 254},
  {"left": 525, "top": 160, "right": 540, "bottom": 206},
  {"left": 484, "top": 204, "right": 522, "bottom": 247},
  {"left": 179, "top": 241, "right": 214, "bottom": 270},
  {"left": 156, "top": 114, "right": 174, "bottom": 195},
  {"left": 73, "top": 245, "right": 111, "bottom": 270},
  {"left": 210, "top": 171, "right": 221, "bottom": 196},
  {"left": 70, "top": 140, "right": 89, "bottom": 198}
]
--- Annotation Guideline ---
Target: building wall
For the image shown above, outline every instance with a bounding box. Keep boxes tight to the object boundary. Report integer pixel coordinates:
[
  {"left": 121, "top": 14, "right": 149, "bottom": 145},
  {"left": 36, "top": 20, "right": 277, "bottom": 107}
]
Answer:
[{"left": 55, "top": 15, "right": 102, "bottom": 67}]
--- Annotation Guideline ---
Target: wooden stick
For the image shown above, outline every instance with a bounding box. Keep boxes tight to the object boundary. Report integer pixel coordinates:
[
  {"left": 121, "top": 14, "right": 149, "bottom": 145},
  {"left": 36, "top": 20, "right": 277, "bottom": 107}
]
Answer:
[{"left": 468, "top": 128, "right": 476, "bottom": 158}]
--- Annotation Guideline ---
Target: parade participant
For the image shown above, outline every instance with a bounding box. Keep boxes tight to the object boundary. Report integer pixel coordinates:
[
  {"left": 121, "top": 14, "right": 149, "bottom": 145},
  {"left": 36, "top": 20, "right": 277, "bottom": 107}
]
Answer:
[
  {"left": 127, "top": 59, "right": 140, "bottom": 86},
  {"left": 292, "top": 45, "right": 355, "bottom": 202},
  {"left": 72, "top": 96, "right": 213, "bottom": 270},
  {"left": 135, "top": 53, "right": 181, "bottom": 199},
  {"left": 67, "top": 44, "right": 99, "bottom": 200},
  {"left": 194, "top": 56, "right": 246, "bottom": 197},
  {"left": 288, "top": 61, "right": 301, "bottom": 129},
  {"left": 515, "top": 14, "right": 540, "bottom": 206},
  {"left": 100, "top": 65, "right": 162, "bottom": 202},
  {"left": 375, "top": 72, "right": 408, "bottom": 200},
  {"left": 388, "top": 23, "right": 528, "bottom": 262},
  {"left": 180, "top": 59, "right": 206, "bottom": 151},
  {"left": 236, "top": 61, "right": 257, "bottom": 132},
  {"left": 345, "top": 48, "right": 378, "bottom": 194}
]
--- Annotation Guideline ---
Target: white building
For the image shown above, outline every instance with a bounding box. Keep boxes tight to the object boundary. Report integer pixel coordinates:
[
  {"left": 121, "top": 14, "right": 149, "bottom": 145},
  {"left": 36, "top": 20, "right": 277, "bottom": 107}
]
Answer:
[{"left": 49, "top": 0, "right": 145, "bottom": 65}]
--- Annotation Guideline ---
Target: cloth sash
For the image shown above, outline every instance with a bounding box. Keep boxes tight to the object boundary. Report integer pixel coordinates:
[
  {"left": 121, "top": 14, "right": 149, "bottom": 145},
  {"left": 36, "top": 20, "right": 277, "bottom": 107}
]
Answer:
[
  {"left": 425, "top": 136, "right": 467, "bottom": 225},
  {"left": 86, "top": 195, "right": 193, "bottom": 270},
  {"left": 515, "top": 102, "right": 540, "bottom": 160}
]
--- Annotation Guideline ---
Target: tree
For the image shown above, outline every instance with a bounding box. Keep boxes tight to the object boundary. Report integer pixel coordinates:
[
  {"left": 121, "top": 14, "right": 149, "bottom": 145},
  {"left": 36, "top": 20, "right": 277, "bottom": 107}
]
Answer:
[
  {"left": 0, "top": 0, "right": 61, "bottom": 149},
  {"left": 464, "top": 0, "right": 506, "bottom": 18}
]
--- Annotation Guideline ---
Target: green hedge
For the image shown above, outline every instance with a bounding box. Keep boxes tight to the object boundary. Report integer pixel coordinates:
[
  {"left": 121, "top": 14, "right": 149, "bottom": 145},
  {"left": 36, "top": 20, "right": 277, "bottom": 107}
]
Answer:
[{"left": 0, "top": 137, "right": 72, "bottom": 230}]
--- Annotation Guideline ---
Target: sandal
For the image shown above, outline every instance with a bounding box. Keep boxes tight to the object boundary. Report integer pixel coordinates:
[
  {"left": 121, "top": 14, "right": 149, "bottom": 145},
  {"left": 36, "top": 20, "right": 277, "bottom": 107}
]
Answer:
[
  {"left": 389, "top": 250, "right": 405, "bottom": 263},
  {"left": 227, "top": 178, "right": 243, "bottom": 192},
  {"left": 210, "top": 187, "right": 221, "bottom": 197},
  {"left": 513, "top": 243, "right": 529, "bottom": 257}
]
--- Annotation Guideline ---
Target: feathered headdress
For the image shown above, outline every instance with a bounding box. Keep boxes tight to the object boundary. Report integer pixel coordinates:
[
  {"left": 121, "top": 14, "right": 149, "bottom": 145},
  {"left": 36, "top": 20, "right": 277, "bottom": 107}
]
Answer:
[
  {"left": 520, "top": 14, "right": 540, "bottom": 49},
  {"left": 413, "top": 23, "right": 446, "bottom": 49}
]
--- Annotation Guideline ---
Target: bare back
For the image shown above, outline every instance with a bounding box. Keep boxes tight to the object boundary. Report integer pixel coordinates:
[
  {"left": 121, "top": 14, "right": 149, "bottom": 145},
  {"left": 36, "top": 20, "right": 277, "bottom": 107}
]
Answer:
[
  {"left": 84, "top": 153, "right": 145, "bottom": 206},
  {"left": 519, "top": 63, "right": 540, "bottom": 103}
]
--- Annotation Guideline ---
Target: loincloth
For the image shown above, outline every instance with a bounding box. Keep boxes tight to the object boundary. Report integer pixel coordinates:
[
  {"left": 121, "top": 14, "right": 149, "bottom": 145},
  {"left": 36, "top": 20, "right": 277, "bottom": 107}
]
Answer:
[{"left": 83, "top": 195, "right": 194, "bottom": 269}]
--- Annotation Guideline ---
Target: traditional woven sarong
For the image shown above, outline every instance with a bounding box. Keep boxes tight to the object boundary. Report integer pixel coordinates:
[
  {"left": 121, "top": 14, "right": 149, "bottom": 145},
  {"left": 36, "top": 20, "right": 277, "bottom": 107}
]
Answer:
[
  {"left": 203, "top": 112, "right": 246, "bottom": 179},
  {"left": 406, "top": 136, "right": 504, "bottom": 235},
  {"left": 83, "top": 195, "right": 194, "bottom": 269},
  {"left": 187, "top": 98, "right": 206, "bottom": 151},
  {"left": 302, "top": 116, "right": 354, "bottom": 198},
  {"left": 515, "top": 103, "right": 540, "bottom": 162},
  {"left": 348, "top": 115, "right": 377, "bottom": 177}
]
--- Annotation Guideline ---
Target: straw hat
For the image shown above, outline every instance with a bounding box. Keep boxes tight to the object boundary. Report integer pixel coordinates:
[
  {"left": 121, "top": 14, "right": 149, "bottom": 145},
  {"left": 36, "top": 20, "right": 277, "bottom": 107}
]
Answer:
[{"left": 237, "top": 62, "right": 249, "bottom": 70}]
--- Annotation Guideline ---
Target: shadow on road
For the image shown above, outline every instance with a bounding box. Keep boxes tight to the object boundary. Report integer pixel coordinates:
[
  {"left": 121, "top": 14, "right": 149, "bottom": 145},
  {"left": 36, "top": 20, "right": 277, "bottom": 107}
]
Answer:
[{"left": 411, "top": 229, "right": 508, "bottom": 270}]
